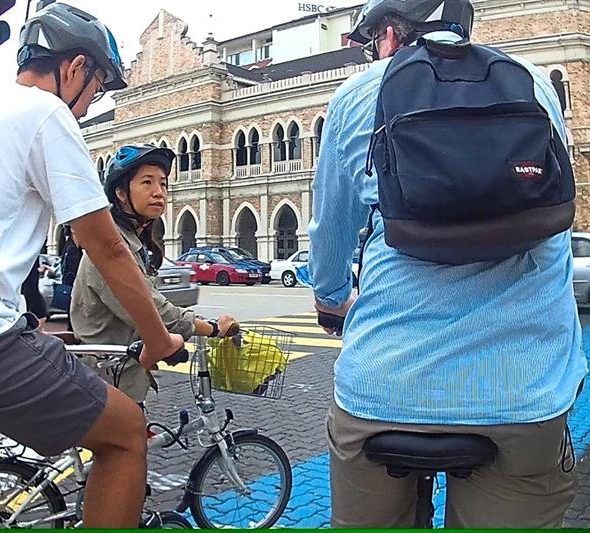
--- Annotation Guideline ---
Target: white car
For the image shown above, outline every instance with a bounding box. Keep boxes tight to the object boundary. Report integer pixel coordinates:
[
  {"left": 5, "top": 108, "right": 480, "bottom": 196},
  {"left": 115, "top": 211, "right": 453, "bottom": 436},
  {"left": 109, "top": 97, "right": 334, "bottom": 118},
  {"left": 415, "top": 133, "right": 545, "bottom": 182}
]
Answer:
[
  {"left": 270, "top": 249, "right": 360, "bottom": 288},
  {"left": 270, "top": 250, "right": 309, "bottom": 287}
]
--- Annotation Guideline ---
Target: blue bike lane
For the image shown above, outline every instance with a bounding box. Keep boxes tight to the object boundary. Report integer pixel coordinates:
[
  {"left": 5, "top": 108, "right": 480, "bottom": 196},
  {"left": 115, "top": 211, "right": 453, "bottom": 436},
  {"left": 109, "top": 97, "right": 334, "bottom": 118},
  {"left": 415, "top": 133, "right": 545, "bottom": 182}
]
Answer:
[{"left": 273, "top": 327, "right": 590, "bottom": 528}]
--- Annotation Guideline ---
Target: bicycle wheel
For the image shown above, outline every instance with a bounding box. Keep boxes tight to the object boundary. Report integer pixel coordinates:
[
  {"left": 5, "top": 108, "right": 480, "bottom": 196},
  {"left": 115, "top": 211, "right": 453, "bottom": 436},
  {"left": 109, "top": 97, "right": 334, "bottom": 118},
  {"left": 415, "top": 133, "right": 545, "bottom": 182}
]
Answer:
[
  {"left": 0, "top": 460, "right": 66, "bottom": 528},
  {"left": 188, "top": 432, "right": 292, "bottom": 529},
  {"left": 159, "top": 511, "right": 193, "bottom": 529}
]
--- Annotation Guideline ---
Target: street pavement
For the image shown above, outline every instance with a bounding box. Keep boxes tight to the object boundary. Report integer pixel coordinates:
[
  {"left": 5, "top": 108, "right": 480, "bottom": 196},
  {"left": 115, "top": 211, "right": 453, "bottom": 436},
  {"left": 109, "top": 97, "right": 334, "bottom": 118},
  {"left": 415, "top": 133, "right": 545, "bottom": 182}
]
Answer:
[{"left": 44, "top": 285, "right": 590, "bottom": 527}]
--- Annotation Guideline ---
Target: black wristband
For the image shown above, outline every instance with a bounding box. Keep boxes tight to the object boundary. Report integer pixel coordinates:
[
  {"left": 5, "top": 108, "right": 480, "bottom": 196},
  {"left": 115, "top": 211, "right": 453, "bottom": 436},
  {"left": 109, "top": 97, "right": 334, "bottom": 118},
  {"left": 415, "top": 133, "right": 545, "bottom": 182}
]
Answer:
[{"left": 207, "top": 320, "right": 219, "bottom": 338}]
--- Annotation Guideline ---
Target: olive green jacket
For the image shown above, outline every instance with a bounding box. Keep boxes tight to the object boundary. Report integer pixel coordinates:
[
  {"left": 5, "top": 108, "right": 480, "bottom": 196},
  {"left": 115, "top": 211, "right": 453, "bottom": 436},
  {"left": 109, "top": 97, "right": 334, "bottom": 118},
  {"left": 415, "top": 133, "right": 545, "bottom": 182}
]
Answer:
[{"left": 71, "top": 225, "right": 198, "bottom": 402}]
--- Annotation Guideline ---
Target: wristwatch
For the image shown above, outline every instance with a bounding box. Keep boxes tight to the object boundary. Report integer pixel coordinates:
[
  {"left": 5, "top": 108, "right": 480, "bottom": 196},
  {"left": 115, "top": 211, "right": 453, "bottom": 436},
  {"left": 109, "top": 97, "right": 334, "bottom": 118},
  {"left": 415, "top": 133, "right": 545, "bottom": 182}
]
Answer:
[{"left": 207, "top": 320, "right": 219, "bottom": 338}]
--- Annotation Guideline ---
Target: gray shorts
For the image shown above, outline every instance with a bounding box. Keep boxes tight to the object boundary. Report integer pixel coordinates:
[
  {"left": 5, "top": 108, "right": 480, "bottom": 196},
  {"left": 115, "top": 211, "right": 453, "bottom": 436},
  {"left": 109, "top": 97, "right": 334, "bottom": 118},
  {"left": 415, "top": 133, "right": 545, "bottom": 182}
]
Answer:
[{"left": 0, "top": 314, "right": 107, "bottom": 456}]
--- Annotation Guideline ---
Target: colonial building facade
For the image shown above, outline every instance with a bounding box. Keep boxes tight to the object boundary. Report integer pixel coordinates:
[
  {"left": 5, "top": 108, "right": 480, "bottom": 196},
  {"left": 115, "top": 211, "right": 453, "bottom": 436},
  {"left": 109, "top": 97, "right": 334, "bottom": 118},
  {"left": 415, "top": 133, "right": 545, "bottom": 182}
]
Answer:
[{"left": 48, "top": 0, "right": 590, "bottom": 261}]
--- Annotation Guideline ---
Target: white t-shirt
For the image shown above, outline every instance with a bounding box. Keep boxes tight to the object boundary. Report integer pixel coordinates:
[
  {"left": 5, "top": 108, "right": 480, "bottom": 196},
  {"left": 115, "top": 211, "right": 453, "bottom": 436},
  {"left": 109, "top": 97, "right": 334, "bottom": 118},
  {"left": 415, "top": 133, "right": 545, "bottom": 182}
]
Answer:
[{"left": 0, "top": 84, "right": 109, "bottom": 334}]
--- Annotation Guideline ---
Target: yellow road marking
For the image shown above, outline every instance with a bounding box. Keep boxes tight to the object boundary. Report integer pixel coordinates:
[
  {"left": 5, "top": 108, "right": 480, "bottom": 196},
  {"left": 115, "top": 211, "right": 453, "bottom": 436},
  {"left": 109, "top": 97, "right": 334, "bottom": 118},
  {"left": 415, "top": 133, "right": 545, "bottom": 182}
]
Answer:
[
  {"left": 55, "top": 449, "right": 93, "bottom": 485},
  {"left": 246, "top": 317, "right": 319, "bottom": 324},
  {"left": 242, "top": 324, "right": 327, "bottom": 335},
  {"left": 161, "top": 350, "right": 315, "bottom": 374}
]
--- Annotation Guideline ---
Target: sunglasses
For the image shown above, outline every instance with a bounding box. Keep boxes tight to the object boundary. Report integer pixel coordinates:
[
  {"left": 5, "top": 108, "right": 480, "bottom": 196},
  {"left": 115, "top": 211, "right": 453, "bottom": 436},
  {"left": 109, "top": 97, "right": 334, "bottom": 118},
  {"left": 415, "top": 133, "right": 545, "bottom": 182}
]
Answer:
[
  {"left": 362, "top": 31, "right": 386, "bottom": 63},
  {"left": 90, "top": 72, "right": 106, "bottom": 104}
]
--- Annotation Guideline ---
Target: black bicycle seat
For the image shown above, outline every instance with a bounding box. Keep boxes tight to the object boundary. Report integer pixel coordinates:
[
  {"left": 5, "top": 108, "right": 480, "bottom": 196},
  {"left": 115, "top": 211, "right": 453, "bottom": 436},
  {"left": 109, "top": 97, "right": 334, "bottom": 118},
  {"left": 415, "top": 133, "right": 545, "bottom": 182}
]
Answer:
[{"left": 364, "top": 431, "right": 497, "bottom": 477}]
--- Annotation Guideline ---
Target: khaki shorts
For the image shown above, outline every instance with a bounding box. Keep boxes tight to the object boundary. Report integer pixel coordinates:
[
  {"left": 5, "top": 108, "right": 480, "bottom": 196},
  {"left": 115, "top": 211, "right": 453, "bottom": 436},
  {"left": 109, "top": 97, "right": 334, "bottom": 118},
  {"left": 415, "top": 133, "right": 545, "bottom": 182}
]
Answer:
[
  {"left": 0, "top": 314, "right": 107, "bottom": 457},
  {"left": 327, "top": 399, "right": 576, "bottom": 528}
]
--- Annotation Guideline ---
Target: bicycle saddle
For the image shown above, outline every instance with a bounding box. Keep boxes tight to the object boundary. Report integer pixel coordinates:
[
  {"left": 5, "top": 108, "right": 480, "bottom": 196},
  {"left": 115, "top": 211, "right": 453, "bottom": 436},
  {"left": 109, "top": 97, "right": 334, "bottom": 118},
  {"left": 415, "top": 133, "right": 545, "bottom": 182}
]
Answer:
[{"left": 364, "top": 431, "right": 497, "bottom": 477}]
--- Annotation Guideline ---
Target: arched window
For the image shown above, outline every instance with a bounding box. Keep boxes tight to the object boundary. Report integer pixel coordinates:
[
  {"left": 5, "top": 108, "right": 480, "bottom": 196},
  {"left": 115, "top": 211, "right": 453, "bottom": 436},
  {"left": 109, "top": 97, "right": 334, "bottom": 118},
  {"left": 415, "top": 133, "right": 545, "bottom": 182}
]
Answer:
[
  {"left": 288, "top": 122, "right": 301, "bottom": 160},
  {"left": 236, "top": 131, "right": 248, "bottom": 167},
  {"left": 177, "top": 138, "right": 189, "bottom": 173},
  {"left": 190, "top": 135, "right": 202, "bottom": 171},
  {"left": 159, "top": 140, "right": 169, "bottom": 149},
  {"left": 249, "top": 129, "right": 261, "bottom": 165},
  {"left": 314, "top": 117, "right": 325, "bottom": 161},
  {"left": 273, "top": 125, "right": 286, "bottom": 162}
]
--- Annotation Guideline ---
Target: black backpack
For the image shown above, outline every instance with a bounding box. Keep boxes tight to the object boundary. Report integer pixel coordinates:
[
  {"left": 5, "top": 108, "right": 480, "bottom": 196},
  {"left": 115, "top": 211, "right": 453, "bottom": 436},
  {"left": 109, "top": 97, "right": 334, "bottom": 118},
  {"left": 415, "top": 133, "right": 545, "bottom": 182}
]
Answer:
[{"left": 366, "top": 38, "right": 575, "bottom": 264}]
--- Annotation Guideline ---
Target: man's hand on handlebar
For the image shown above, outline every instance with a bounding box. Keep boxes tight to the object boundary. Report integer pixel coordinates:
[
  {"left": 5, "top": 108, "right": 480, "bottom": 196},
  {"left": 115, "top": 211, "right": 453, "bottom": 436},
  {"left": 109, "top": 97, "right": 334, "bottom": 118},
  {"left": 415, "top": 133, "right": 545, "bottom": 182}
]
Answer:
[
  {"left": 139, "top": 332, "right": 185, "bottom": 369},
  {"left": 315, "top": 294, "right": 357, "bottom": 336},
  {"left": 195, "top": 314, "right": 240, "bottom": 338}
]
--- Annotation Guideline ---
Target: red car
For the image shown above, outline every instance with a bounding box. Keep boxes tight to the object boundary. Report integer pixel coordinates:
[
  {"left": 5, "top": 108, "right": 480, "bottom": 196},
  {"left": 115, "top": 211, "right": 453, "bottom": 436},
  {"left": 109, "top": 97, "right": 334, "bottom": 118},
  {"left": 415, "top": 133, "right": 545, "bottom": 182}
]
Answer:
[{"left": 176, "top": 250, "right": 261, "bottom": 286}]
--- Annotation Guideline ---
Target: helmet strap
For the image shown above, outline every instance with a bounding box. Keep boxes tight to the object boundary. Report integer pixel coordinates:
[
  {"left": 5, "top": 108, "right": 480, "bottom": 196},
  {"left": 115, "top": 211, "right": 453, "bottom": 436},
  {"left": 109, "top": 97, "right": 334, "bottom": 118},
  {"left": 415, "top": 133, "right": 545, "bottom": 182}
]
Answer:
[
  {"left": 67, "top": 64, "right": 96, "bottom": 111},
  {"left": 53, "top": 60, "right": 97, "bottom": 111},
  {"left": 118, "top": 180, "right": 152, "bottom": 230}
]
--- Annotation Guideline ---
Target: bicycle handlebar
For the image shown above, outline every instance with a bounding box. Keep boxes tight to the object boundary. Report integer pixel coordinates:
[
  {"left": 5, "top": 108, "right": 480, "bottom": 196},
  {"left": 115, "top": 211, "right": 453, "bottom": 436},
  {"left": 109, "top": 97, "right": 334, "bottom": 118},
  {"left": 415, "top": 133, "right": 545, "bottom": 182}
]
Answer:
[
  {"left": 65, "top": 341, "right": 189, "bottom": 366},
  {"left": 127, "top": 340, "right": 189, "bottom": 366}
]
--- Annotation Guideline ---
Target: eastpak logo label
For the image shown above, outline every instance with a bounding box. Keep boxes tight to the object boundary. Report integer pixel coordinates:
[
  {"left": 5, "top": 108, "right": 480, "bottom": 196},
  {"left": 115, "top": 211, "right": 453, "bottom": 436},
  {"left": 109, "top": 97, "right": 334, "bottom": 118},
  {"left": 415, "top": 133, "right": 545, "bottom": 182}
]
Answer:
[{"left": 509, "top": 161, "right": 545, "bottom": 180}]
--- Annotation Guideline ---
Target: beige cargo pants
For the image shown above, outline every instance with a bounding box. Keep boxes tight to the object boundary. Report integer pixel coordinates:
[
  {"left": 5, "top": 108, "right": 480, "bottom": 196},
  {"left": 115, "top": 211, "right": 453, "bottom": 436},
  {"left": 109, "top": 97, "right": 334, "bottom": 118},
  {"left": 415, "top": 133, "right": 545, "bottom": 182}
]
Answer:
[{"left": 328, "top": 400, "right": 576, "bottom": 528}]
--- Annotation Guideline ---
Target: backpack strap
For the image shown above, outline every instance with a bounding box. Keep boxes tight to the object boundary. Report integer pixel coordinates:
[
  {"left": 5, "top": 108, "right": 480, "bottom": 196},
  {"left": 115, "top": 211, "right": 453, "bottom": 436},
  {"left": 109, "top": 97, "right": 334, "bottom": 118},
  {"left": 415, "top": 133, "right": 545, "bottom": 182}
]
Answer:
[{"left": 357, "top": 204, "right": 379, "bottom": 293}]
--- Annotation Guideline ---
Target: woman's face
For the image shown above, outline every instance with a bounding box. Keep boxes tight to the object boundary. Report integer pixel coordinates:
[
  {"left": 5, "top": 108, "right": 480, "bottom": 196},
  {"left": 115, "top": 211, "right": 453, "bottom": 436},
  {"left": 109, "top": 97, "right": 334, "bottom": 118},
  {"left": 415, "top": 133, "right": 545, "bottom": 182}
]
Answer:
[{"left": 118, "top": 164, "right": 168, "bottom": 220}]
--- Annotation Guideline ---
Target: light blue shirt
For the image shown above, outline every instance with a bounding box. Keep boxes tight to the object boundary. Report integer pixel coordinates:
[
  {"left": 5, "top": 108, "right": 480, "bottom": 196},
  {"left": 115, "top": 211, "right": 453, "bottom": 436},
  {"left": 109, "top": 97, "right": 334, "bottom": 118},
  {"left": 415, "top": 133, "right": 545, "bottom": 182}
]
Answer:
[{"left": 308, "top": 33, "right": 587, "bottom": 425}]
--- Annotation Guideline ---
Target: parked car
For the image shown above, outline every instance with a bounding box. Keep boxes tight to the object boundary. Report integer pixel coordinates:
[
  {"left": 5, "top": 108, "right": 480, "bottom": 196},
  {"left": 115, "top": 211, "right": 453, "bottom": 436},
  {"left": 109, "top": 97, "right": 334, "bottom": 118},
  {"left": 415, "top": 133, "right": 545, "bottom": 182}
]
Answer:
[
  {"left": 271, "top": 249, "right": 361, "bottom": 288},
  {"left": 155, "top": 258, "right": 200, "bottom": 307},
  {"left": 572, "top": 232, "right": 590, "bottom": 305},
  {"left": 270, "top": 250, "right": 309, "bottom": 287},
  {"left": 40, "top": 257, "right": 199, "bottom": 319},
  {"left": 192, "top": 246, "right": 272, "bottom": 284},
  {"left": 177, "top": 250, "right": 261, "bottom": 286}
]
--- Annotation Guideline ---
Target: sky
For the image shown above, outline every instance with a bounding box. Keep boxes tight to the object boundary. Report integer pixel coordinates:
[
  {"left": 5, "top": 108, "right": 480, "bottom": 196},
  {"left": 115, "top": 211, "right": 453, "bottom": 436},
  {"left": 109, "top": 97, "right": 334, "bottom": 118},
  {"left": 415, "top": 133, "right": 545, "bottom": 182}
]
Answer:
[{"left": 0, "top": 0, "right": 361, "bottom": 117}]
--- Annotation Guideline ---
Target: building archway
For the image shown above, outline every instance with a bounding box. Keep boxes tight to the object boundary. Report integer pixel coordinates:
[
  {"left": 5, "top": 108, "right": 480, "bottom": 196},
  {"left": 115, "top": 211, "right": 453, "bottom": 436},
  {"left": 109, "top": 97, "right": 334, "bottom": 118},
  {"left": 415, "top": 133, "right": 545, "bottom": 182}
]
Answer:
[
  {"left": 236, "top": 208, "right": 258, "bottom": 258},
  {"left": 274, "top": 204, "right": 298, "bottom": 259},
  {"left": 178, "top": 210, "right": 197, "bottom": 254}
]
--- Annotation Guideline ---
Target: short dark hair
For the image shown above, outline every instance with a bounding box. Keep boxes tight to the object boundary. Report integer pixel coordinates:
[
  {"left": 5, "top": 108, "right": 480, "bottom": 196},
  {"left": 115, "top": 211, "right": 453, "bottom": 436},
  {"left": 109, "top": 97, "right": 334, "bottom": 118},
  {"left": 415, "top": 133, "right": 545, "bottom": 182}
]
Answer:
[
  {"left": 17, "top": 48, "right": 90, "bottom": 76},
  {"left": 374, "top": 15, "right": 416, "bottom": 46}
]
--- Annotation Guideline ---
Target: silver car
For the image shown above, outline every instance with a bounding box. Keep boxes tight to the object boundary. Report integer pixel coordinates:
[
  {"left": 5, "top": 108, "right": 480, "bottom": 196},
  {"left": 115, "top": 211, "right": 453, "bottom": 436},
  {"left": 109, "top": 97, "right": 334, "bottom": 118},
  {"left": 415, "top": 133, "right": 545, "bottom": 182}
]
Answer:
[
  {"left": 41, "top": 257, "right": 199, "bottom": 319},
  {"left": 572, "top": 232, "right": 590, "bottom": 305}
]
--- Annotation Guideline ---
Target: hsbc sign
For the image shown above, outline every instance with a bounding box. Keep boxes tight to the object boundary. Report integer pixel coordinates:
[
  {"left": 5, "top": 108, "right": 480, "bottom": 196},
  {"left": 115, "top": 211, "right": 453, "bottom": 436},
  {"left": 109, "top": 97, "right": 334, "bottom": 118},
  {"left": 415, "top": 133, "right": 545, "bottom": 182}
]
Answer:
[{"left": 298, "top": 3, "right": 338, "bottom": 13}]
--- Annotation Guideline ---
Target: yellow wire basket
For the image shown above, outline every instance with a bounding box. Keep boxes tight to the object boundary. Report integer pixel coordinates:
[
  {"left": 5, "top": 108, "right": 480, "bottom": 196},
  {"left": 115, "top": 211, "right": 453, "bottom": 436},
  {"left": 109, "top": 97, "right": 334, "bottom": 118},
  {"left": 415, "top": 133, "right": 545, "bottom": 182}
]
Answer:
[{"left": 204, "top": 326, "right": 294, "bottom": 399}]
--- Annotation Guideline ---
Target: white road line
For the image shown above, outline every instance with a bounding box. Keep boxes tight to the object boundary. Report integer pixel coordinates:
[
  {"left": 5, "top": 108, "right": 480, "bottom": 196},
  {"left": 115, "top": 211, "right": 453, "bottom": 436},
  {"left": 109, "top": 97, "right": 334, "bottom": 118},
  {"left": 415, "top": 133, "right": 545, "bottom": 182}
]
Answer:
[{"left": 147, "top": 471, "right": 186, "bottom": 491}]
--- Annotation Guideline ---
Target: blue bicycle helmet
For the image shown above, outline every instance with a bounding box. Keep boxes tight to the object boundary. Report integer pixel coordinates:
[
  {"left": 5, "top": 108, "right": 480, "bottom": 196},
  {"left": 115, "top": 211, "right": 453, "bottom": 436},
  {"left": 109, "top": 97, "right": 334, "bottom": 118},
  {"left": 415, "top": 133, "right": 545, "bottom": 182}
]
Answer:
[{"left": 104, "top": 144, "right": 176, "bottom": 204}]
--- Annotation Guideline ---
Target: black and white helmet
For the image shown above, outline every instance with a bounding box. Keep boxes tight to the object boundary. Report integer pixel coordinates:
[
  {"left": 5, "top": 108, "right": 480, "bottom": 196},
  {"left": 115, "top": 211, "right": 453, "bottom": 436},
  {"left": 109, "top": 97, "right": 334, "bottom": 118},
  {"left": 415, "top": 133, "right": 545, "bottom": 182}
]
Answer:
[
  {"left": 18, "top": 2, "right": 126, "bottom": 91},
  {"left": 349, "top": 0, "right": 475, "bottom": 45}
]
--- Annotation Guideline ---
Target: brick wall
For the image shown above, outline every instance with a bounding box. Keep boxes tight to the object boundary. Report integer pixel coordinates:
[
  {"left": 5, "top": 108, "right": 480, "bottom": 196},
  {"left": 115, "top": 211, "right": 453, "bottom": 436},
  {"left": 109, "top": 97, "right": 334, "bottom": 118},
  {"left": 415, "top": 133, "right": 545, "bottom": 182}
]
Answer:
[{"left": 125, "top": 10, "right": 202, "bottom": 89}]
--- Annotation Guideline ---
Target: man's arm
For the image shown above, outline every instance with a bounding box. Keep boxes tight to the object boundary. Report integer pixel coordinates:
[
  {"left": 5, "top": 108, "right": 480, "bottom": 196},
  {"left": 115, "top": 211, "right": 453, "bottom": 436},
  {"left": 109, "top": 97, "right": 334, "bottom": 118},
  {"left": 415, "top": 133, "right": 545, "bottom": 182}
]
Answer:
[
  {"left": 70, "top": 209, "right": 182, "bottom": 365},
  {"left": 308, "top": 93, "right": 371, "bottom": 309}
]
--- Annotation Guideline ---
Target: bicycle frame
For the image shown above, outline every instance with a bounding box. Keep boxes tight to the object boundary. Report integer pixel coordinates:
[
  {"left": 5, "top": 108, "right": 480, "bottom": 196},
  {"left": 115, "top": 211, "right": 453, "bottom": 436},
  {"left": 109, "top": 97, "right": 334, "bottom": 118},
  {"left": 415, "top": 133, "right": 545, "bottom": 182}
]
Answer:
[{"left": 0, "top": 336, "right": 251, "bottom": 528}]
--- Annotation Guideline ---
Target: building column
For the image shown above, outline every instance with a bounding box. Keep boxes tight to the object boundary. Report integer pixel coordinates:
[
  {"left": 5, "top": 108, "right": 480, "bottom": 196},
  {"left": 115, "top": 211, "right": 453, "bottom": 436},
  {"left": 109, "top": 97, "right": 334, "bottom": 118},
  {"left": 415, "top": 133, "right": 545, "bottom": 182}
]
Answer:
[
  {"left": 256, "top": 194, "right": 271, "bottom": 261},
  {"left": 197, "top": 198, "right": 207, "bottom": 245}
]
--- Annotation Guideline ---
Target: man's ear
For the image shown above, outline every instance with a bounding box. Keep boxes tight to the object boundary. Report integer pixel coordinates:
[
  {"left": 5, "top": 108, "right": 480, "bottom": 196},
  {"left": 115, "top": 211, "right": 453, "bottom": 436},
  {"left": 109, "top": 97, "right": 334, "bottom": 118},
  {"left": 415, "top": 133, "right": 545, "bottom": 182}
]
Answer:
[
  {"left": 379, "top": 25, "right": 400, "bottom": 58},
  {"left": 62, "top": 54, "right": 87, "bottom": 85}
]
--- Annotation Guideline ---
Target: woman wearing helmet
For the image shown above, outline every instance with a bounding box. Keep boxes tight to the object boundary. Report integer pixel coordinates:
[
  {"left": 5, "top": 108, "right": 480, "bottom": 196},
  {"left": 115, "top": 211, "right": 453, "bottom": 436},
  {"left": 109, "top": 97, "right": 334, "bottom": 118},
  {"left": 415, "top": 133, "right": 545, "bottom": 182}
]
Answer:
[{"left": 70, "top": 144, "right": 239, "bottom": 406}]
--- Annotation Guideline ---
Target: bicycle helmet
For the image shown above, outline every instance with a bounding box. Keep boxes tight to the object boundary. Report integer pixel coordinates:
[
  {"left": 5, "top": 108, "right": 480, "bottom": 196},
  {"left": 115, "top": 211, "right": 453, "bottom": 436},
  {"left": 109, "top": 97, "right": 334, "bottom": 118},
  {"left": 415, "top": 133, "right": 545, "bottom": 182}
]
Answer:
[
  {"left": 349, "top": 0, "right": 475, "bottom": 45},
  {"left": 104, "top": 144, "right": 176, "bottom": 205},
  {"left": 17, "top": 2, "right": 126, "bottom": 91}
]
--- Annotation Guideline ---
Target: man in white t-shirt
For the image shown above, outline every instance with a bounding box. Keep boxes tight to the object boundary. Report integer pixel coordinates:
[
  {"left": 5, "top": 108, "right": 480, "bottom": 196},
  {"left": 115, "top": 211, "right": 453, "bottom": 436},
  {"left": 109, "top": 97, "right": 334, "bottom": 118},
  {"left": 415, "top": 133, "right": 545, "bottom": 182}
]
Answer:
[{"left": 0, "top": 3, "right": 186, "bottom": 527}]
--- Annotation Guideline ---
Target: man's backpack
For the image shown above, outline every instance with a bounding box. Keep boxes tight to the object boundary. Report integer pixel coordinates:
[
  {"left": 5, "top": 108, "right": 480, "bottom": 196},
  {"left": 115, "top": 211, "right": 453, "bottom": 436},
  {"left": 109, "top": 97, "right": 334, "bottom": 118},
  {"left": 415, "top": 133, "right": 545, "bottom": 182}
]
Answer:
[{"left": 366, "top": 38, "right": 575, "bottom": 264}]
